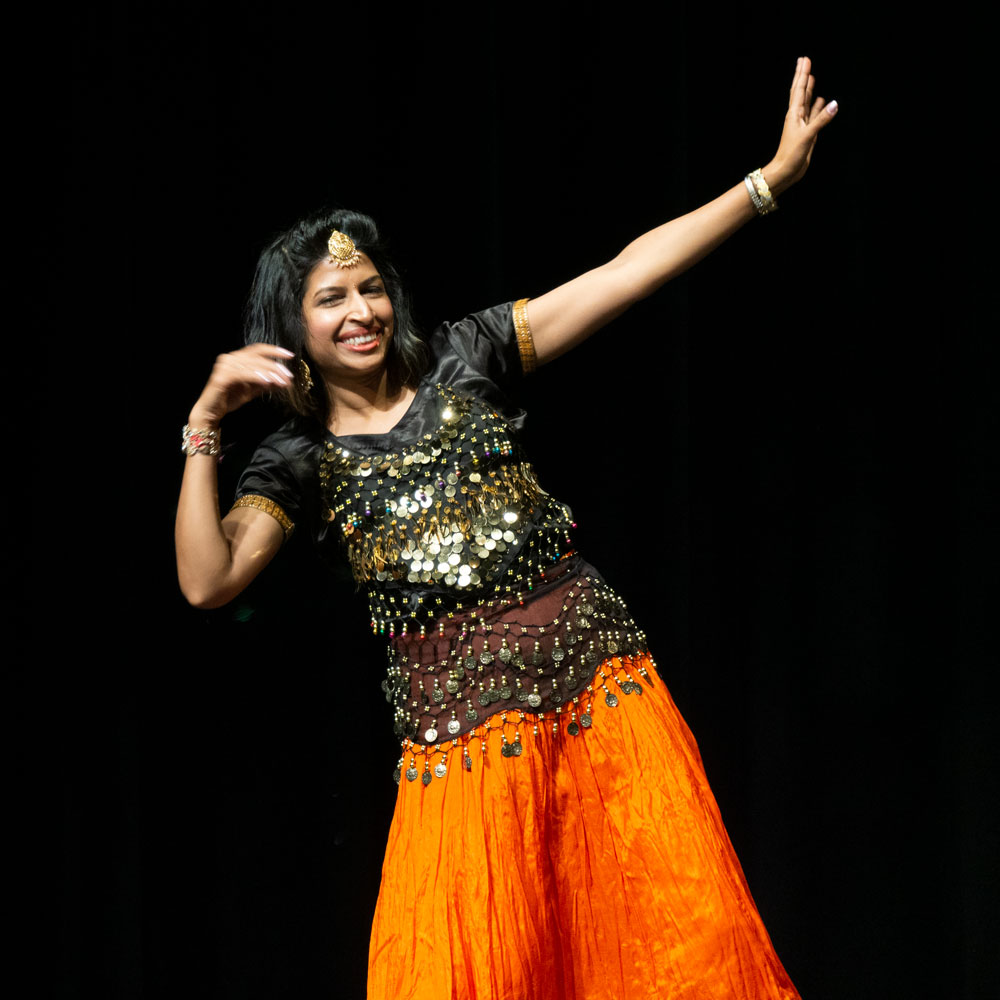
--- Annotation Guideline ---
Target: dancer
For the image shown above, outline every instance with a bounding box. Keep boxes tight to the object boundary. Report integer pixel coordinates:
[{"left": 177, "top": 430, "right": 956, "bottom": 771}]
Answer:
[{"left": 177, "top": 57, "right": 836, "bottom": 999}]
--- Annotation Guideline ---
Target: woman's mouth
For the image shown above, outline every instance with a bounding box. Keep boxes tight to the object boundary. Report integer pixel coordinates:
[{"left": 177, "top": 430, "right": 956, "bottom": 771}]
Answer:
[{"left": 341, "top": 329, "right": 381, "bottom": 351}]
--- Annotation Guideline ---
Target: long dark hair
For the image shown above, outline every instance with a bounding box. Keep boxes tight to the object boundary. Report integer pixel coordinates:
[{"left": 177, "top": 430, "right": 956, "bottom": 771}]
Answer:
[{"left": 245, "top": 207, "right": 429, "bottom": 420}]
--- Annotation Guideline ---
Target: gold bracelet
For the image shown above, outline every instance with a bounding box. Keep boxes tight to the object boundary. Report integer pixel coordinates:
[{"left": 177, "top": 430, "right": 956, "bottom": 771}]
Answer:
[
  {"left": 513, "top": 298, "right": 536, "bottom": 374},
  {"left": 745, "top": 168, "right": 778, "bottom": 216},
  {"left": 230, "top": 494, "right": 295, "bottom": 539}
]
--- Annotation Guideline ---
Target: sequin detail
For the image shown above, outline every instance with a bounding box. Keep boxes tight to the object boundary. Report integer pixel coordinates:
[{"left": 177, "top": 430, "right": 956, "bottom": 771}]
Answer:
[
  {"left": 320, "top": 385, "right": 650, "bottom": 763},
  {"left": 319, "top": 385, "right": 570, "bottom": 598}
]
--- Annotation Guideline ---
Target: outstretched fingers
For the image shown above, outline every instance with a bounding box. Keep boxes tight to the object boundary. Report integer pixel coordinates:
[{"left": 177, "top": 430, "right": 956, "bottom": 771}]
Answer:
[{"left": 789, "top": 56, "right": 811, "bottom": 113}]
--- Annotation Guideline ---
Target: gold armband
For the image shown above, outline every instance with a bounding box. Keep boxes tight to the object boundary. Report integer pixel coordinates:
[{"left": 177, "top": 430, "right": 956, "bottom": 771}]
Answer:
[
  {"left": 230, "top": 494, "right": 295, "bottom": 539},
  {"left": 513, "top": 298, "right": 536, "bottom": 374}
]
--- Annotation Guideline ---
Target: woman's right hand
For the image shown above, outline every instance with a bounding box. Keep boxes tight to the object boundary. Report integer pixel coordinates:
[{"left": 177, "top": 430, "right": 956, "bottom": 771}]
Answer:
[{"left": 187, "top": 343, "right": 296, "bottom": 428}]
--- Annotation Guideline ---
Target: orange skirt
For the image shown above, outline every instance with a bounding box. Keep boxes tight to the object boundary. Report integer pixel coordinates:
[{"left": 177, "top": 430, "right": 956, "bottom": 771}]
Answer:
[{"left": 368, "top": 655, "right": 799, "bottom": 1000}]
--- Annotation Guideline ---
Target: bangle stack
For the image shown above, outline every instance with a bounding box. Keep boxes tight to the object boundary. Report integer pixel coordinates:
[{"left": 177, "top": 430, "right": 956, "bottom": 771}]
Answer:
[
  {"left": 744, "top": 169, "right": 778, "bottom": 216},
  {"left": 182, "top": 424, "right": 220, "bottom": 457}
]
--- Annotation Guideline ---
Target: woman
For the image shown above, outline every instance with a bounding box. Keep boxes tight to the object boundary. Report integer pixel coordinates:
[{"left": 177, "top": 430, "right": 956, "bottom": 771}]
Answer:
[{"left": 178, "top": 58, "right": 836, "bottom": 1000}]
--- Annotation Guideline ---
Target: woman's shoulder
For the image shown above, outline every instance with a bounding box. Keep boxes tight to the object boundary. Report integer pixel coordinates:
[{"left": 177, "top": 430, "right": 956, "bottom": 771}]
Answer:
[{"left": 237, "top": 415, "right": 325, "bottom": 497}]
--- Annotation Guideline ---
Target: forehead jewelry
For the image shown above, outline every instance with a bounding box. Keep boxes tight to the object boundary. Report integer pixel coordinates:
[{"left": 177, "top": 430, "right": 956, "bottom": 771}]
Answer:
[{"left": 327, "top": 229, "right": 361, "bottom": 268}]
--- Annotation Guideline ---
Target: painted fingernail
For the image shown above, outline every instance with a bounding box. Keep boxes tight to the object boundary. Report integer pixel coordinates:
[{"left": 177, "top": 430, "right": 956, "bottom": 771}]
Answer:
[
  {"left": 254, "top": 370, "right": 272, "bottom": 382},
  {"left": 825, "top": 100, "right": 838, "bottom": 115},
  {"left": 277, "top": 364, "right": 293, "bottom": 377}
]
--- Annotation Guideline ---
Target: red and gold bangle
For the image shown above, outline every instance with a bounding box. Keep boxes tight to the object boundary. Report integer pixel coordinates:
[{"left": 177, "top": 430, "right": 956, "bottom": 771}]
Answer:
[{"left": 182, "top": 424, "right": 220, "bottom": 457}]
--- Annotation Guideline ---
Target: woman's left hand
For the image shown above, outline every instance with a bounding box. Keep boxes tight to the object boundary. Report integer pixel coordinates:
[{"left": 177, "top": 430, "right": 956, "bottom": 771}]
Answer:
[{"left": 765, "top": 56, "right": 838, "bottom": 195}]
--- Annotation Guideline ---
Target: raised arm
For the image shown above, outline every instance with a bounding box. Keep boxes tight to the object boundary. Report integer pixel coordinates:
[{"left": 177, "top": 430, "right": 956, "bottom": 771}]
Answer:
[
  {"left": 528, "top": 57, "right": 838, "bottom": 364},
  {"left": 176, "top": 343, "right": 295, "bottom": 608}
]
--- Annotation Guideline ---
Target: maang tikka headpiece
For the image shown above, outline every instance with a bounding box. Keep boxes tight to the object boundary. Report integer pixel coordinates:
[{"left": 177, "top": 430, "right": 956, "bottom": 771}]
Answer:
[{"left": 327, "top": 229, "right": 361, "bottom": 268}]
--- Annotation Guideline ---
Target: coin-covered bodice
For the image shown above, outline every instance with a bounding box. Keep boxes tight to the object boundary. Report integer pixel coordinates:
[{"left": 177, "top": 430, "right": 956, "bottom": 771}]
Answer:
[
  {"left": 318, "top": 382, "right": 647, "bottom": 746},
  {"left": 234, "top": 302, "right": 650, "bottom": 755}
]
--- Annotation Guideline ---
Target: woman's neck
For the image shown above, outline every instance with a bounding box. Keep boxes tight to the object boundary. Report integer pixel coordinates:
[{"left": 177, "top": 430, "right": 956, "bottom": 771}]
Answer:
[{"left": 325, "top": 371, "right": 417, "bottom": 436}]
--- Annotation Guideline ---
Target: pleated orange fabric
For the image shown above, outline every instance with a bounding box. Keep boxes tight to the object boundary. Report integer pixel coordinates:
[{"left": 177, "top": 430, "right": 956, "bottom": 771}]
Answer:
[{"left": 368, "top": 655, "right": 799, "bottom": 1000}]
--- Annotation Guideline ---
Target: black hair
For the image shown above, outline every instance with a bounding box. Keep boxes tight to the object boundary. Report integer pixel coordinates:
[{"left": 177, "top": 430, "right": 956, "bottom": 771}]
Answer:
[{"left": 245, "top": 207, "right": 428, "bottom": 420}]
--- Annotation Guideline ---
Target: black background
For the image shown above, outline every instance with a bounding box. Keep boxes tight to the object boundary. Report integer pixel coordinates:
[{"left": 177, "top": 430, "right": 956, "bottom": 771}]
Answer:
[{"left": 54, "top": 4, "right": 994, "bottom": 998}]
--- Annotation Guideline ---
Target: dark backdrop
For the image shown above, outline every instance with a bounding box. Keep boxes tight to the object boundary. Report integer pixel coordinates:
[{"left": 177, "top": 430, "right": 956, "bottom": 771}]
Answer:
[{"left": 55, "top": 4, "right": 993, "bottom": 999}]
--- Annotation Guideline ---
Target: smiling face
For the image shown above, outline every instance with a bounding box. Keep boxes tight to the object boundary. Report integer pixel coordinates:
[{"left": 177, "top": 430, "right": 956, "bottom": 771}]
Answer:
[{"left": 301, "top": 254, "right": 395, "bottom": 385}]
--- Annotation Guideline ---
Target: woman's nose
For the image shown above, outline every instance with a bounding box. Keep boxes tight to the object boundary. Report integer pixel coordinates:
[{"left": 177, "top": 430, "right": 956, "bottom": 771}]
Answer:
[{"left": 346, "top": 290, "right": 374, "bottom": 321}]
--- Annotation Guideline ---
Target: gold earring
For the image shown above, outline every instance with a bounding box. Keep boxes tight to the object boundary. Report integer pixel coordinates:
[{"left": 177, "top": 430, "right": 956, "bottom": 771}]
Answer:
[{"left": 299, "top": 358, "right": 315, "bottom": 392}]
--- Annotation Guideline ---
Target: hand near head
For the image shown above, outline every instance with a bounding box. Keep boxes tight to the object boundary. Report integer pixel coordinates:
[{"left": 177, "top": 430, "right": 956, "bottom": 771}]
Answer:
[
  {"left": 765, "top": 56, "right": 838, "bottom": 195},
  {"left": 188, "top": 343, "right": 296, "bottom": 429}
]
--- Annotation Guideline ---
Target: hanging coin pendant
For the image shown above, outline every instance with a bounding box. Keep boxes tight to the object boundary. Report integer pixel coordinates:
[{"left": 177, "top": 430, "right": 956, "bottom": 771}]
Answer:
[
  {"left": 607, "top": 641, "right": 619, "bottom": 655},
  {"left": 513, "top": 655, "right": 525, "bottom": 670},
  {"left": 422, "top": 771, "right": 432, "bottom": 786},
  {"left": 448, "top": 718, "right": 462, "bottom": 735},
  {"left": 424, "top": 726, "right": 439, "bottom": 742},
  {"left": 480, "top": 650, "right": 495, "bottom": 666},
  {"left": 446, "top": 678, "right": 460, "bottom": 694},
  {"left": 621, "top": 681, "right": 635, "bottom": 695},
  {"left": 550, "top": 690, "right": 564, "bottom": 705},
  {"left": 517, "top": 688, "right": 529, "bottom": 702},
  {"left": 499, "top": 684, "right": 512, "bottom": 700},
  {"left": 527, "top": 693, "right": 542, "bottom": 708},
  {"left": 478, "top": 690, "right": 491, "bottom": 707},
  {"left": 466, "top": 707, "right": 479, "bottom": 722},
  {"left": 464, "top": 755, "right": 472, "bottom": 771},
  {"left": 605, "top": 692, "right": 619, "bottom": 708},
  {"left": 487, "top": 688, "right": 500, "bottom": 704},
  {"left": 568, "top": 722, "right": 580, "bottom": 736},
  {"left": 434, "top": 762, "right": 447, "bottom": 778},
  {"left": 580, "top": 714, "right": 593, "bottom": 728},
  {"left": 532, "top": 652, "right": 545, "bottom": 666},
  {"left": 393, "top": 719, "right": 405, "bottom": 736},
  {"left": 501, "top": 743, "right": 514, "bottom": 758},
  {"left": 432, "top": 687, "right": 445, "bottom": 703},
  {"left": 464, "top": 656, "right": 476, "bottom": 672},
  {"left": 586, "top": 649, "right": 598, "bottom": 664},
  {"left": 393, "top": 767, "right": 402, "bottom": 784},
  {"left": 566, "top": 674, "right": 579, "bottom": 690},
  {"left": 406, "top": 767, "right": 419, "bottom": 782},
  {"left": 511, "top": 741, "right": 522, "bottom": 757},
  {"left": 499, "top": 647, "right": 512, "bottom": 664},
  {"left": 634, "top": 683, "right": 644, "bottom": 695},
  {"left": 552, "top": 648, "right": 565, "bottom": 662}
]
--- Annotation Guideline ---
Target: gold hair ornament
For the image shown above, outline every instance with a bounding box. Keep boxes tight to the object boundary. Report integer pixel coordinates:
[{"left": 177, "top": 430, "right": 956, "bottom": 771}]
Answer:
[{"left": 327, "top": 230, "right": 361, "bottom": 268}]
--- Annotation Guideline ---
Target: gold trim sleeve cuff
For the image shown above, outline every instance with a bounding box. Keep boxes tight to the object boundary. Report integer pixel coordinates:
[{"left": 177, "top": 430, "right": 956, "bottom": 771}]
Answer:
[
  {"left": 513, "top": 298, "right": 536, "bottom": 374},
  {"left": 230, "top": 495, "right": 295, "bottom": 539}
]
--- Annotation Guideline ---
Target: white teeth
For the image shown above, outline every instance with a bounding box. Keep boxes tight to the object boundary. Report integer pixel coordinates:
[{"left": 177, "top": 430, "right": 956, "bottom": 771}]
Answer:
[{"left": 344, "top": 331, "right": 378, "bottom": 346}]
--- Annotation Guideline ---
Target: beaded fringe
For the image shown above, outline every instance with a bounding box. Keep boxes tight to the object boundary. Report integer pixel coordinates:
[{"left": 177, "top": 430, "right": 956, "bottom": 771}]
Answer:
[{"left": 392, "top": 654, "right": 655, "bottom": 785}]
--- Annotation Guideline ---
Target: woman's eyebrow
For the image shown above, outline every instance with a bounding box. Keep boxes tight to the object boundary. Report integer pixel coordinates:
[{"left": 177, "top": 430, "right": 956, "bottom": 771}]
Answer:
[
  {"left": 311, "top": 283, "right": 346, "bottom": 298},
  {"left": 312, "top": 276, "right": 382, "bottom": 299}
]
